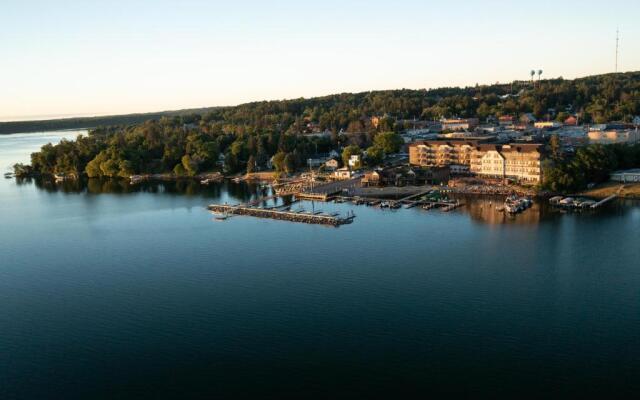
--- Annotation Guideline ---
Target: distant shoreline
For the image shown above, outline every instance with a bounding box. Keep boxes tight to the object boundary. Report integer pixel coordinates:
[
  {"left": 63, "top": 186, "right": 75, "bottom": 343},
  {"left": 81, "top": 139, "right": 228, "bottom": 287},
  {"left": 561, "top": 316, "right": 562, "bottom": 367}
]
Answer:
[{"left": 0, "top": 106, "right": 223, "bottom": 135}]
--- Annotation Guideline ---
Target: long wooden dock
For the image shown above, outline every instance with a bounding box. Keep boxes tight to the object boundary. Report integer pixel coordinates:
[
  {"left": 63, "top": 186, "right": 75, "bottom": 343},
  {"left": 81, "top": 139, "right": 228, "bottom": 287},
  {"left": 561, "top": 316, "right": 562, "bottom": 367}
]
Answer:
[
  {"left": 591, "top": 194, "right": 617, "bottom": 209},
  {"left": 208, "top": 204, "right": 355, "bottom": 226}
]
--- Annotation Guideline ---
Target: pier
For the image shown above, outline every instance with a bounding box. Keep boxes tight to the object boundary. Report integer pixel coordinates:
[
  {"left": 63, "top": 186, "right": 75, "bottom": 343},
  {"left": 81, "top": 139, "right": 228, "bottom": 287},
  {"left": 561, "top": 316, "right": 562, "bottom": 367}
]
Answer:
[
  {"left": 208, "top": 204, "right": 355, "bottom": 226},
  {"left": 591, "top": 194, "right": 617, "bottom": 209}
]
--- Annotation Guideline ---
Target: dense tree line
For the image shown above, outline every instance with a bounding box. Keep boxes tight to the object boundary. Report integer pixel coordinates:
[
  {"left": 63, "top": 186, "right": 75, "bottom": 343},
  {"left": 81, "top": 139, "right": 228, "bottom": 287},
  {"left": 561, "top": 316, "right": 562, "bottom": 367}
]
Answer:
[
  {"left": 542, "top": 140, "right": 640, "bottom": 192},
  {"left": 16, "top": 71, "right": 640, "bottom": 179}
]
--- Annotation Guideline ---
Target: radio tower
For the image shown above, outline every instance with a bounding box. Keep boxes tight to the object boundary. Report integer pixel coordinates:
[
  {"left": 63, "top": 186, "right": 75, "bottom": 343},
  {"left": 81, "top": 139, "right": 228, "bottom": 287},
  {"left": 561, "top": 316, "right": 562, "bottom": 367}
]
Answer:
[{"left": 615, "top": 27, "right": 619, "bottom": 73}]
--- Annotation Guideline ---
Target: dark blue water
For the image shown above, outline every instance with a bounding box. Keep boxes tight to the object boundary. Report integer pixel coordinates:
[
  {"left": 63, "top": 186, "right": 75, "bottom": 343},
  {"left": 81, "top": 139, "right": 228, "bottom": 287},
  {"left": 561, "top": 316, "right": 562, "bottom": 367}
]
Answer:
[{"left": 1, "top": 132, "right": 640, "bottom": 398}]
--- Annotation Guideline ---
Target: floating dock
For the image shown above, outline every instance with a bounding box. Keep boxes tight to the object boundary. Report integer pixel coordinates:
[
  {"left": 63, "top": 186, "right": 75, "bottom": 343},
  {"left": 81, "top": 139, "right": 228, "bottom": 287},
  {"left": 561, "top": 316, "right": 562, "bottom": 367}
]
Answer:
[{"left": 208, "top": 204, "right": 355, "bottom": 226}]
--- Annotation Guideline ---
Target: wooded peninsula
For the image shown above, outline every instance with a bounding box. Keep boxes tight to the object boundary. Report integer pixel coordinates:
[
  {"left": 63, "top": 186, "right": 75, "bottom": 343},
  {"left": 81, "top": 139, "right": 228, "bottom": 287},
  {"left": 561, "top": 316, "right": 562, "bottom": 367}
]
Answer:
[{"left": 12, "top": 71, "right": 640, "bottom": 193}]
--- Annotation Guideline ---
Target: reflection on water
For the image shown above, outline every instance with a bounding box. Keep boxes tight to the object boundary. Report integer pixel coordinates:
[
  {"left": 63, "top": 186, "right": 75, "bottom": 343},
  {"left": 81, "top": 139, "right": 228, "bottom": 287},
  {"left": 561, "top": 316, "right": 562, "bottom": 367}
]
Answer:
[
  {"left": 3, "top": 131, "right": 640, "bottom": 398},
  {"left": 13, "top": 176, "right": 637, "bottom": 225}
]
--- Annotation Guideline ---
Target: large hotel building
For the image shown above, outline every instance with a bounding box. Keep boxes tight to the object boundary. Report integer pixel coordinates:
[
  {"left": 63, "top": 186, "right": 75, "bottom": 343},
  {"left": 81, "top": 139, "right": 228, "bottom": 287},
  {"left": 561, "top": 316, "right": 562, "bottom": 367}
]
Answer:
[{"left": 408, "top": 140, "right": 544, "bottom": 183}]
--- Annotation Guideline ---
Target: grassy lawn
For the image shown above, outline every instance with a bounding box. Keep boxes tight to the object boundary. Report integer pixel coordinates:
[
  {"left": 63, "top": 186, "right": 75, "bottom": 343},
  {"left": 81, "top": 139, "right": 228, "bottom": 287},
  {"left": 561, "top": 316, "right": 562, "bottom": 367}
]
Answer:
[{"left": 581, "top": 181, "right": 640, "bottom": 199}]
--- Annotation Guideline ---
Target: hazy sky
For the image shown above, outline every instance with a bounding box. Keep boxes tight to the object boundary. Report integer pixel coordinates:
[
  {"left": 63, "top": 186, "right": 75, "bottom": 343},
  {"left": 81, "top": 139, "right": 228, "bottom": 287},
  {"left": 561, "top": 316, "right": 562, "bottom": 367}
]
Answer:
[{"left": 1, "top": 0, "right": 638, "bottom": 121}]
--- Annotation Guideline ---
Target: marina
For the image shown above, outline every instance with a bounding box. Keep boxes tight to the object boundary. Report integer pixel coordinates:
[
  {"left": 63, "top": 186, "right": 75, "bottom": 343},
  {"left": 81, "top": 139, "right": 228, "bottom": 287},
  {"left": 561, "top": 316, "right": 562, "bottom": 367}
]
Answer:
[
  {"left": 549, "top": 194, "right": 616, "bottom": 209},
  {"left": 208, "top": 203, "right": 355, "bottom": 226}
]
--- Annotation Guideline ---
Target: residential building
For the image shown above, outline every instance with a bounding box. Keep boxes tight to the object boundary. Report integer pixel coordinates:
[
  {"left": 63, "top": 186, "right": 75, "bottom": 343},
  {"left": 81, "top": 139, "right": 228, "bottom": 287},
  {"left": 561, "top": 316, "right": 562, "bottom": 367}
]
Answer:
[
  {"left": 307, "top": 158, "right": 326, "bottom": 168},
  {"left": 499, "top": 115, "right": 515, "bottom": 127},
  {"left": 441, "top": 118, "right": 479, "bottom": 131},
  {"left": 348, "top": 154, "right": 362, "bottom": 168},
  {"left": 534, "top": 121, "right": 562, "bottom": 129},
  {"left": 588, "top": 129, "right": 640, "bottom": 144},
  {"left": 409, "top": 140, "right": 543, "bottom": 183},
  {"left": 564, "top": 116, "right": 578, "bottom": 126},
  {"left": 520, "top": 113, "right": 537, "bottom": 125},
  {"left": 324, "top": 159, "right": 339, "bottom": 170},
  {"left": 469, "top": 144, "right": 544, "bottom": 183},
  {"left": 361, "top": 166, "right": 450, "bottom": 187},
  {"left": 408, "top": 140, "right": 485, "bottom": 171},
  {"left": 611, "top": 169, "right": 640, "bottom": 183},
  {"left": 333, "top": 167, "right": 353, "bottom": 180}
]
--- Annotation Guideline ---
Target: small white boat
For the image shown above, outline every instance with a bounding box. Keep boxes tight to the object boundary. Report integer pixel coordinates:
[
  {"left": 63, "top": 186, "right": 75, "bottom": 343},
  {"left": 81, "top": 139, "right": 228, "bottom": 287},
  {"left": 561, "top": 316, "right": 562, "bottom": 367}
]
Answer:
[
  {"left": 559, "top": 197, "right": 575, "bottom": 206},
  {"left": 211, "top": 212, "right": 229, "bottom": 221},
  {"left": 549, "top": 196, "right": 564, "bottom": 205}
]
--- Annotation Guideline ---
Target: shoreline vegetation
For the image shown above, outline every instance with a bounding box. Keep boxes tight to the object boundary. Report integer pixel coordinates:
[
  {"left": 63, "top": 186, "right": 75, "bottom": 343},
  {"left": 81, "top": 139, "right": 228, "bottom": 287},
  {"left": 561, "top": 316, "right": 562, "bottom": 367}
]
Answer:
[
  {"left": 579, "top": 182, "right": 640, "bottom": 199},
  {"left": 0, "top": 107, "right": 223, "bottom": 135},
  {"left": 12, "top": 71, "right": 640, "bottom": 196}
]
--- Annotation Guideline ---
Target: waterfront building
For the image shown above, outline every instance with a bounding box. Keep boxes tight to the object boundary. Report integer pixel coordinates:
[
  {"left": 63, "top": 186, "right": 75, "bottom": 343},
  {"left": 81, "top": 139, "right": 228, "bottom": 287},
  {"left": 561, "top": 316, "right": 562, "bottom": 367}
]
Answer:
[
  {"left": 333, "top": 167, "right": 353, "bottom": 180},
  {"left": 611, "top": 169, "right": 640, "bottom": 183},
  {"left": 469, "top": 144, "right": 543, "bottom": 183},
  {"left": 408, "top": 140, "right": 482, "bottom": 172},
  {"left": 409, "top": 140, "right": 543, "bottom": 183},
  {"left": 361, "top": 166, "right": 450, "bottom": 187}
]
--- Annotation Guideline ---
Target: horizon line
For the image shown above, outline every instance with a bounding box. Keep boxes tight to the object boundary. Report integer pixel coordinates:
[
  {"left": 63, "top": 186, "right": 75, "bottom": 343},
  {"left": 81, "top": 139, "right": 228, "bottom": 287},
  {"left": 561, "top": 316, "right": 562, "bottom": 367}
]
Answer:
[{"left": 1, "top": 70, "right": 635, "bottom": 124}]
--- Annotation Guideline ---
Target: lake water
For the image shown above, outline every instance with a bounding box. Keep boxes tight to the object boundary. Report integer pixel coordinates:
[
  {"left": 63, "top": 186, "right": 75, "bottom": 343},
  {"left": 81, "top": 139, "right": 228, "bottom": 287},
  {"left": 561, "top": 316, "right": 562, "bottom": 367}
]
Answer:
[{"left": 1, "top": 131, "right": 640, "bottom": 398}]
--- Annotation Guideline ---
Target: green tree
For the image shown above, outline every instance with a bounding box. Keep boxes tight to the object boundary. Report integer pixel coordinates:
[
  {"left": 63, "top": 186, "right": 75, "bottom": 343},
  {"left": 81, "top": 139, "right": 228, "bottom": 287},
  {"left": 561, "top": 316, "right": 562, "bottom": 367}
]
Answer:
[
  {"left": 342, "top": 145, "right": 362, "bottom": 169},
  {"left": 86, "top": 151, "right": 108, "bottom": 178},
  {"left": 181, "top": 154, "right": 198, "bottom": 176},
  {"left": 366, "top": 146, "right": 384, "bottom": 166},
  {"left": 283, "top": 153, "right": 296, "bottom": 174},
  {"left": 373, "top": 132, "right": 403, "bottom": 154},
  {"left": 548, "top": 135, "right": 563, "bottom": 161},
  {"left": 173, "top": 163, "right": 187, "bottom": 176},
  {"left": 100, "top": 158, "right": 120, "bottom": 177},
  {"left": 246, "top": 155, "right": 256, "bottom": 174},
  {"left": 272, "top": 151, "right": 287, "bottom": 173}
]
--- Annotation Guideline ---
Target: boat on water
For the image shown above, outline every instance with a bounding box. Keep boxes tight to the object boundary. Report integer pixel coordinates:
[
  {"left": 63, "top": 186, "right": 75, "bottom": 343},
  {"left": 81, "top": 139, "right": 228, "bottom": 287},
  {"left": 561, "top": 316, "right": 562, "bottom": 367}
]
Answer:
[
  {"left": 54, "top": 173, "right": 67, "bottom": 182},
  {"left": 559, "top": 197, "right": 575, "bottom": 206},
  {"left": 549, "top": 195, "right": 564, "bottom": 205},
  {"left": 211, "top": 211, "right": 229, "bottom": 221},
  {"left": 4, "top": 172, "right": 13, "bottom": 179},
  {"left": 503, "top": 195, "right": 532, "bottom": 214}
]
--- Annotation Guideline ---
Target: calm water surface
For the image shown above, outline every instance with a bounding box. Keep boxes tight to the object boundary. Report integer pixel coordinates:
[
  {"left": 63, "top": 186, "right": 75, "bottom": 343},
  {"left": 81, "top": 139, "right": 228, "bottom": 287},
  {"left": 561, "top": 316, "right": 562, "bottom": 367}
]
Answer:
[{"left": 1, "top": 131, "right": 640, "bottom": 398}]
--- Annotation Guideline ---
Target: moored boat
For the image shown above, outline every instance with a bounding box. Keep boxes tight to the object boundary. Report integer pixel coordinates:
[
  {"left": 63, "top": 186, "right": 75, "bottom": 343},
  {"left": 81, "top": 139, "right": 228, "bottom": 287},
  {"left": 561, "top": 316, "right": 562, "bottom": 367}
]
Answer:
[{"left": 503, "top": 195, "right": 532, "bottom": 214}]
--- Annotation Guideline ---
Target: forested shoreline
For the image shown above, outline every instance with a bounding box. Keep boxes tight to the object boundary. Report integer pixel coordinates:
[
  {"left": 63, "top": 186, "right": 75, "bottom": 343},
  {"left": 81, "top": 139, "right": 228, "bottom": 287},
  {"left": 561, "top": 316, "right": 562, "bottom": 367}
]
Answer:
[{"left": 13, "top": 71, "right": 640, "bottom": 190}]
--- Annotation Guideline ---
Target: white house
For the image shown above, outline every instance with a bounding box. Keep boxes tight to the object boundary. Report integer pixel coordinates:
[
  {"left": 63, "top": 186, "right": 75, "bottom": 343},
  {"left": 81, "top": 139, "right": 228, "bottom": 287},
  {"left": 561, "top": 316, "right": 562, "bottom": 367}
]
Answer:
[
  {"left": 348, "top": 154, "right": 361, "bottom": 168},
  {"left": 333, "top": 167, "right": 353, "bottom": 180},
  {"left": 611, "top": 168, "right": 640, "bottom": 183},
  {"left": 324, "top": 159, "right": 339, "bottom": 170}
]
